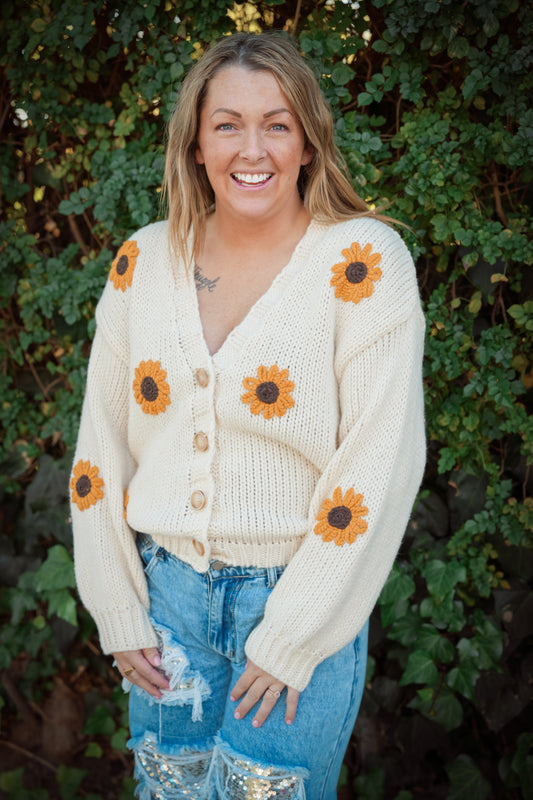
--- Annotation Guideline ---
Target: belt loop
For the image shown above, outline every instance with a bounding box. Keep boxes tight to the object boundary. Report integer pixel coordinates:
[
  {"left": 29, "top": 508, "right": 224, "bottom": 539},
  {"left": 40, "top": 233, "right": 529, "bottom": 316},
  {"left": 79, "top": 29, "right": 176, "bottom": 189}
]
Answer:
[{"left": 266, "top": 566, "right": 278, "bottom": 588}]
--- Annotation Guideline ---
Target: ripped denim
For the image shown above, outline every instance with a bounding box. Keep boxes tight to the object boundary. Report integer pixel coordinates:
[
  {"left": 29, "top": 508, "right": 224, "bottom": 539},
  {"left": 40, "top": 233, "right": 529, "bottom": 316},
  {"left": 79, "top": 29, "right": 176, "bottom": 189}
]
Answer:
[{"left": 127, "top": 533, "right": 368, "bottom": 800}]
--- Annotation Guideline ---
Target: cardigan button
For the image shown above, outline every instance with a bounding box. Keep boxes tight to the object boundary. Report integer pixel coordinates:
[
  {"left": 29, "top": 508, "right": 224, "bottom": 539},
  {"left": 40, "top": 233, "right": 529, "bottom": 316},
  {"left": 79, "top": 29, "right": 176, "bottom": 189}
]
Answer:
[
  {"left": 195, "top": 368, "right": 209, "bottom": 388},
  {"left": 194, "top": 432, "right": 209, "bottom": 452},
  {"left": 190, "top": 490, "right": 206, "bottom": 510},
  {"left": 193, "top": 539, "right": 205, "bottom": 556}
]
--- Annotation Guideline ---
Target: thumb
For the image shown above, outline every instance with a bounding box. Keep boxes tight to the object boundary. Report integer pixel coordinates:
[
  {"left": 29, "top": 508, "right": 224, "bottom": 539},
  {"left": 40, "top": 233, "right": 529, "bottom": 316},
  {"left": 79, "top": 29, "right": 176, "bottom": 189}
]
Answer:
[{"left": 143, "top": 647, "right": 161, "bottom": 667}]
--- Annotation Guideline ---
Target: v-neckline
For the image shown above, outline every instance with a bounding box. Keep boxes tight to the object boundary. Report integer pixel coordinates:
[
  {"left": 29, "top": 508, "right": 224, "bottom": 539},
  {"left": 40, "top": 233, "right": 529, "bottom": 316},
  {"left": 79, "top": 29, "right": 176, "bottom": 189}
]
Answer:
[{"left": 184, "top": 218, "right": 323, "bottom": 368}]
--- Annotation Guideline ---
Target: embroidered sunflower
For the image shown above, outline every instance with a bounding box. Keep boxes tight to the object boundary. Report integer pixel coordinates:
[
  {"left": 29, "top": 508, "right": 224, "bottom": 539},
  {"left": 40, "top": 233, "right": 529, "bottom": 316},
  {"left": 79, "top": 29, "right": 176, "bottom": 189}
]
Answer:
[
  {"left": 133, "top": 360, "right": 171, "bottom": 415},
  {"left": 241, "top": 365, "right": 295, "bottom": 420},
  {"left": 330, "top": 242, "right": 382, "bottom": 304},
  {"left": 109, "top": 240, "right": 139, "bottom": 292},
  {"left": 70, "top": 459, "right": 104, "bottom": 512},
  {"left": 123, "top": 488, "right": 129, "bottom": 520},
  {"left": 314, "top": 487, "right": 368, "bottom": 546}
]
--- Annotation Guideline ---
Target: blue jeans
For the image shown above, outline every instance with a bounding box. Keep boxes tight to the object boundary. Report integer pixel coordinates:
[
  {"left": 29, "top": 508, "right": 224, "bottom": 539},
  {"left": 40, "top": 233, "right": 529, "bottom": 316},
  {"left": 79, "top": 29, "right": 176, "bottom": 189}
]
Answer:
[{"left": 127, "top": 533, "right": 368, "bottom": 800}]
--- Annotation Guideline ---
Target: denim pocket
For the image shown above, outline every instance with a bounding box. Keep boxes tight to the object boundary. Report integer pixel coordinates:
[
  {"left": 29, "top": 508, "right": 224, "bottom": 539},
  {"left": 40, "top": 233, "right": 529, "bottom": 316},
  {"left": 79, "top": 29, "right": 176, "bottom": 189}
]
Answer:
[{"left": 136, "top": 533, "right": 162, "bottom": 577}]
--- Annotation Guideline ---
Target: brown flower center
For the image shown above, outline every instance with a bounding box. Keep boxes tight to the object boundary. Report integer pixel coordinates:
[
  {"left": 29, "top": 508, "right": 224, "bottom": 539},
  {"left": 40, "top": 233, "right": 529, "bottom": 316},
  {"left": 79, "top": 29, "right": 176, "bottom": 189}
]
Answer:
[
  {"left": 328, "top": 505, "right": 353, "bottom": 529},
  {"left": 116, "top": 255, "right": 129, "bottom": 275},
  {"left": 345, "top": 261, "right": 368, "bottom": 284},
  {"left": 141, "top": 376, "right": 159, "bottom": 402},
  {"left": 76, "top": 475, "right": 92, "bottom": 498},
  {"left": 256, "top": 381, "right": 280, "bottom": 404}
]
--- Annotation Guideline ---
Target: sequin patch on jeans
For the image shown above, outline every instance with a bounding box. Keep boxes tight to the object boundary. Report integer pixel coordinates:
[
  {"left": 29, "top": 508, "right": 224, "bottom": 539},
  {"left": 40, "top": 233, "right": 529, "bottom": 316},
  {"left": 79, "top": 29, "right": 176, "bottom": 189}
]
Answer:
[
  {"left": 122, "top": 622, "right": 210, "bottom": 722},
  {"left": 214, "top": 746, "right": 306, "bottom": 800},
  {"left": 133, "top": 734, "right": 212, "bottom": 799}
]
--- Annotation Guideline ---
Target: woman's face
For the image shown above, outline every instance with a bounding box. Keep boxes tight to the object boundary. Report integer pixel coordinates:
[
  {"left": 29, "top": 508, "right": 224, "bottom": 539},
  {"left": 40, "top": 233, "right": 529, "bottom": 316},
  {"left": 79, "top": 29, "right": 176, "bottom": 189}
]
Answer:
[{"left": 195, "top": 66, "right": 313, "bottom": 227}]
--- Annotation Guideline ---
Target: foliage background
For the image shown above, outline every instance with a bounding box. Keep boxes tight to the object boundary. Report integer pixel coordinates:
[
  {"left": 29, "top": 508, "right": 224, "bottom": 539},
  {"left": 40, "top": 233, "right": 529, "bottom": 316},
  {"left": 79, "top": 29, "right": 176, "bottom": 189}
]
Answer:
[{"left": 1, "top": 0, "right": 532, "bottom": 797}]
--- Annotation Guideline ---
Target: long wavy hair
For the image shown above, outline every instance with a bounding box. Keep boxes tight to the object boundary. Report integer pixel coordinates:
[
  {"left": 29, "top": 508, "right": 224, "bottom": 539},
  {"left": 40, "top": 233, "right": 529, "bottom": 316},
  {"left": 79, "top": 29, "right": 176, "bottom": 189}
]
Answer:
[{"left": 162, "top": 31, "right": 382, "bottom": 264}]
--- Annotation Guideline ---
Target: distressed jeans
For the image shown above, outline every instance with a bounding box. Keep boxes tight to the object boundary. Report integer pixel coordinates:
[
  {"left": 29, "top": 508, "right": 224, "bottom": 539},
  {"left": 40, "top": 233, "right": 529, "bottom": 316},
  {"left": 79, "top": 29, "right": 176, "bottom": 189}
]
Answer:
[{"left": 126, "top": 533, "right": 368, "bottom": 800}]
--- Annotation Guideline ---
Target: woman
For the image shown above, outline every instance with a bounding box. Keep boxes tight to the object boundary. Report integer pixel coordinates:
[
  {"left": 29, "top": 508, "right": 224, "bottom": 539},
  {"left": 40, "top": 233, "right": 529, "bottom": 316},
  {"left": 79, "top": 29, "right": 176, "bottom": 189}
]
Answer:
[{"left": 71, "top": 32, "right": 426, "bottom": 799}]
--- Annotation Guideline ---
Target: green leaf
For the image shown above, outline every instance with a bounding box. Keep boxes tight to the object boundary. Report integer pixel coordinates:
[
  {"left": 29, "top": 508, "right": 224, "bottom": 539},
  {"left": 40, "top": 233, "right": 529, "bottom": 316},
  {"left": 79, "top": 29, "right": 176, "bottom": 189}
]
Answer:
[
  {"left": 57, "top": 765, "right": 87, "bottom": 800},
  {"left": 447, "top": 662, "right": 480, "bottom": 702},
  {"left": 399, "top": 650, "right": 438, "bottom": 686},
  {"left": 111, "top": 727, "right": 129, "bottom": 751},
  {"left": 357, "top": 92, "right": 373, "bottom": 106},
  {"left": 353, "top": 766, "right": 385, "bottom": 799},
  {"left": 84, "top": 742, "right": 103, "bottom": 758},
  {"left": 433, "top": 688, "right": 464, "bottom": 731},
  {"left": 35, "top": 545, "right": 76, "bottom": 591},
  {"left": 83, "top": 705, "right": 116, "bottom": 737},
  {"left": 47, "top": 589, "right": 78, "bottom": 626},
  {"left": 30, "top": 18, "right": 47, "bottom": 33},
  {"left": 380, "top": 564, "right": 416, "bottom": 605},
  {"left": 448, "top": 37, "right": 470, "bottom": 59},
  {"left": 510, "top": 733, "right": 533, "bottom": 799},
  {"left": 331, "top": 63, "right": 353, "bottom": 86},
  {"left": 447, "top": 754, "right": 490, "bottom": 800},
  {"left": 415, "top": 624, "right": 455, "bottom": 663},
  {"left": 424, "top": 559, "right": 466, "bottom": 597}
]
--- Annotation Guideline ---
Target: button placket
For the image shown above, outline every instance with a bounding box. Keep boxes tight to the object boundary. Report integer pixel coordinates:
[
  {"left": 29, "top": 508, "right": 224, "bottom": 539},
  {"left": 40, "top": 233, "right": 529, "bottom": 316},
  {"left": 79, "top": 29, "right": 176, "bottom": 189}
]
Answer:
[{"left": 189, "top": 364, "right": 214, "bottom": 559}]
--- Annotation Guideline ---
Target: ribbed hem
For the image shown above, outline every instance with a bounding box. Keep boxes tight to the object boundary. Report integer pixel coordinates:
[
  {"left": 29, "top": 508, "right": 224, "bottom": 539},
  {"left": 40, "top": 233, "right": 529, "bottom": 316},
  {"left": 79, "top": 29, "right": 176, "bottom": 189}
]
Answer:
[
  {"left": 151, "top": 533, "right": 306, "bottom": 572},
  {"left": 94, "top": 602, "right": 158, "bottom": 655},
  {"left": 244, "top": 623, "right": 324, "bottom": 692}
]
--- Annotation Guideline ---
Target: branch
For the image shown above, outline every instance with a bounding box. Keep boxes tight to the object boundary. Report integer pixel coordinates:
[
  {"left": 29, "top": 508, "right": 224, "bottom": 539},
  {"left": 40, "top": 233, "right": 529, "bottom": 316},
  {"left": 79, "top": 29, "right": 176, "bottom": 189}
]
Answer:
[
  {"left": 490, "top": 166, "right": 509, "bottom": 227},
  {"left": 67, "top": 214, "right": 91, "bottom": 258},
  {"left": 0, "top": 740, "right": 55, "bottom": 773},
  {"left": 292, "top": 0, "right": 303, "bottom": 35}
]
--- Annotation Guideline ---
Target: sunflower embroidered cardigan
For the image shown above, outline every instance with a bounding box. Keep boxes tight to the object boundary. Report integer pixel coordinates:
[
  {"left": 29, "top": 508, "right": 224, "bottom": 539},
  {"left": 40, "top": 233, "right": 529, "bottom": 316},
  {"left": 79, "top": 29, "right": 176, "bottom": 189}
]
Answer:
[{"left": 71, "top": 215, "right": 426, "bottom": 692}]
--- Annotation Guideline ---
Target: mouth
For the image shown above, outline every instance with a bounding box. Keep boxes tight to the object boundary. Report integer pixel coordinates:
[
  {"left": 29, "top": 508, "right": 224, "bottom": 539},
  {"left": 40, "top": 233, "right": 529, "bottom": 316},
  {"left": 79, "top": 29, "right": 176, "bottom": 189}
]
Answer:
[{"left": 231, "top": 172, "right": 273, "bottom": 187}]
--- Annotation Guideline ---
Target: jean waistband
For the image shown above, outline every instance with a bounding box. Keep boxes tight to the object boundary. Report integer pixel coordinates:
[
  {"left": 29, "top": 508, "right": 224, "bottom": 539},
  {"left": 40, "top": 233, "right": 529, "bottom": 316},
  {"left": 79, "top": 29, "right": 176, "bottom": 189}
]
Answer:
[{"left": 136, "top": 532, "right": 285, "bottom": 588}]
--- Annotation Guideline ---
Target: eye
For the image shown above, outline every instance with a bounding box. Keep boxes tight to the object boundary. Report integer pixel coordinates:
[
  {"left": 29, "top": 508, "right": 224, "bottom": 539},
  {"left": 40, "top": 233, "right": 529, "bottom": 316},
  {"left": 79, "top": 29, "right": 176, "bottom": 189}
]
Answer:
[
  {"left": 216, "top": 123, "right": 235, "bottom": 131},
  {"left": 270, "top": 123, "right": 289, "bottom": 131}
]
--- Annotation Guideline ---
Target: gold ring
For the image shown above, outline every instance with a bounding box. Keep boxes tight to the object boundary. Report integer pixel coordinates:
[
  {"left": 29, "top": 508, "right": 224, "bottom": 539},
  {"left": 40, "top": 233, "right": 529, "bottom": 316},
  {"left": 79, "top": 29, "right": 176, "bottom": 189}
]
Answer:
[
  {"left": 124, "top": 667, "right": 135, "bottom": 677},
  {"left": 267, "top": 686, "right": 281, "bottom": 699}
]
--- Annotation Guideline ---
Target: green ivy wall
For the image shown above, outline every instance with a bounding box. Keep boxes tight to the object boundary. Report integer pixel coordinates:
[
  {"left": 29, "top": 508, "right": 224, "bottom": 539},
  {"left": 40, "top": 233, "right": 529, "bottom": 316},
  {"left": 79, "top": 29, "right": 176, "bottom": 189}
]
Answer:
[{"left": 0, "top": 1, "right": 531, "bottom": 798}]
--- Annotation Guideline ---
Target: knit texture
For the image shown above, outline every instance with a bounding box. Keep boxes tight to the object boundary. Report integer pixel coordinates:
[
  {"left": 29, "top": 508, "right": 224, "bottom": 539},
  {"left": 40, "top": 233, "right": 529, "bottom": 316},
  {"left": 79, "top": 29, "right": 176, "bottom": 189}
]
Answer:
[{"left": 71, "top": 216, "right": 426, "bottom": 690}]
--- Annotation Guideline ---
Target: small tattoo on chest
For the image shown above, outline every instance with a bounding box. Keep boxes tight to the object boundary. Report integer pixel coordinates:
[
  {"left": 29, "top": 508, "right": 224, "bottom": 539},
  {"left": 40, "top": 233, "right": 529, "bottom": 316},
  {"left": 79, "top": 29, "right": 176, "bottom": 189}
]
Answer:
[{"left": 194, "top": 264, "right": 220, "bottom": 293}]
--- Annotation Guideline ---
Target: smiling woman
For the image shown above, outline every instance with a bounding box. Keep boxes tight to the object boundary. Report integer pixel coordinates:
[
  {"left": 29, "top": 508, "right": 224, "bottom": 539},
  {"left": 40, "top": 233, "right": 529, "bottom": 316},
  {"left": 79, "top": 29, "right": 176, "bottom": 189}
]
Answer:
[
  {"left": 71, "top": 31, "right": 426, "bottom": 800},
  {"left": 194, "top": 67, "right": 313, "bottom": 232}
]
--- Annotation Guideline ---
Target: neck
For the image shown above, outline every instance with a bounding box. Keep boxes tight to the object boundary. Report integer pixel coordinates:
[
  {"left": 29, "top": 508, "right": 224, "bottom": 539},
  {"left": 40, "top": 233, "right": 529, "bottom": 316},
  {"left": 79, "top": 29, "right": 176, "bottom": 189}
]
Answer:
[{"left": 207, "top": 202, "right": 310, "bottom": 255}]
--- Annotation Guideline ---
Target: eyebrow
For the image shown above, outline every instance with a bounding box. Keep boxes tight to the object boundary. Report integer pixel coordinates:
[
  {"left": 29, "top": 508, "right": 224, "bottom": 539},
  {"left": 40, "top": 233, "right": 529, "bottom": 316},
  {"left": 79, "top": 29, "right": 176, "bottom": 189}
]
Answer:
[{"left": 210, "top": 107, "right": 293, "bottom": 119}]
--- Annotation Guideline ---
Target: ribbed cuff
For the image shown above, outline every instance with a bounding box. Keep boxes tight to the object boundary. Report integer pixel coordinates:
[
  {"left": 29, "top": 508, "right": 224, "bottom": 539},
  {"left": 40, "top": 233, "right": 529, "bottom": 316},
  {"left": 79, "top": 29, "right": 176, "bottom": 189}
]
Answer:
[
  {"left": 244, "top": 622, "right": 324, "bottom": 692},
  {"left": 93, "top": 602, "right": 158, "bottom": 655}
]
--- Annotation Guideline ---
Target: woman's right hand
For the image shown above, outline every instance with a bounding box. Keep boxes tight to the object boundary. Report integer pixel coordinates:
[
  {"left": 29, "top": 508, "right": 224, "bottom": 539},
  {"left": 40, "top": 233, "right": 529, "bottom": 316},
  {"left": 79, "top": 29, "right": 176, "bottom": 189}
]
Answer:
[{"left": 113, "top": 647, "right": 170, "bottom": 699}]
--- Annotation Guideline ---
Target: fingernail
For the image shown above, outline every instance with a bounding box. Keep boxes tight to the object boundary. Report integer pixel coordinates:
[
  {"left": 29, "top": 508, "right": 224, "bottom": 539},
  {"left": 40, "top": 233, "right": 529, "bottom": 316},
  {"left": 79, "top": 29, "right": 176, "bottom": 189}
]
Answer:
[
  {"left": 153, "top": 655, "right": 161, "bottom": 666},
  {"left": 230, "top": 695, "right": 236, "bottom": 702},
  {"left": 252, "top": 719, "right": 260, "bottom": 727},
  {"left": 286, "top": 718, "right": 293, "bottom": 725},
  {"left": 234, "top": 711, "right": 241, "bottom": 719}
]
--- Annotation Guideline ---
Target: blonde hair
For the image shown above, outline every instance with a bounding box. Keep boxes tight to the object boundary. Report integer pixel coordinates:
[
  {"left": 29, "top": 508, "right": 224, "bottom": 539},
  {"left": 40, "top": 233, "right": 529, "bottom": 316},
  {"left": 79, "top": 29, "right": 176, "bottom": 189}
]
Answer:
[{"left": 162, "top": 31, "right": 380, "bottom": 264}]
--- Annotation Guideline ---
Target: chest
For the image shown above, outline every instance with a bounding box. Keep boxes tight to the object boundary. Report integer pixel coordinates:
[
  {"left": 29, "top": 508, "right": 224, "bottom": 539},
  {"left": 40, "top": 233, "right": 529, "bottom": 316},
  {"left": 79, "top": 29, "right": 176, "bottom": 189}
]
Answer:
[{"left": 195, "top": 258, "right": 289, "bottom": 356}]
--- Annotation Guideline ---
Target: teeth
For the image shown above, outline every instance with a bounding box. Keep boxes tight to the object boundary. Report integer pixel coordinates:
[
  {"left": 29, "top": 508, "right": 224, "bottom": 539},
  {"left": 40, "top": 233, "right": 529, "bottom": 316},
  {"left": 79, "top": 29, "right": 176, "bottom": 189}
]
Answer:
[{"left": 233, "top": 173, "right": 272, "bottom": 185}]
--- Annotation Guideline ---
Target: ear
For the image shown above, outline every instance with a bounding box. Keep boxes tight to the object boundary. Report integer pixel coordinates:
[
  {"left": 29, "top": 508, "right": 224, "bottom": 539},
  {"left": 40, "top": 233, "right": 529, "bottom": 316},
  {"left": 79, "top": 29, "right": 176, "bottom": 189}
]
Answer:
[
  {"left": 195, "top": 147, "right": 205, "bottom": 165},
  {"left": 300, "top": 144, "right": 315, "bottom": 167}
]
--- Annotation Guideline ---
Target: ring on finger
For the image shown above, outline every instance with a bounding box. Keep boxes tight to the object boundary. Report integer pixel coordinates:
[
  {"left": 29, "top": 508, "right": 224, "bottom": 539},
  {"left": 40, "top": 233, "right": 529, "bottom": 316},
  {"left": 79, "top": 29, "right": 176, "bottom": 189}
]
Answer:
[
  {"left": 124, "top": 666, "right": 135, "bottom": 677},
  {"left": 267, "top": 685, "right": 282, "bottom": 699}
]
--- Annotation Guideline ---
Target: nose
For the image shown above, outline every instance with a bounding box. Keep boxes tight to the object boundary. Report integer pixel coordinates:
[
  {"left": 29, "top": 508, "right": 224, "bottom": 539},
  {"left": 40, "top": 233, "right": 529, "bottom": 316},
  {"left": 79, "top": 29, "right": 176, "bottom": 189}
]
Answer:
[{"left": 240, "top": 129, "right": 265, "bottom": 162}]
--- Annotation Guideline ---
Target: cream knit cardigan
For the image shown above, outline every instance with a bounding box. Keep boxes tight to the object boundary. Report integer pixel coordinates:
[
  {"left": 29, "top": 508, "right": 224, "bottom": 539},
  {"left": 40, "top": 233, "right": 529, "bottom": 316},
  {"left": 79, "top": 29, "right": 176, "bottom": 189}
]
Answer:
[{"left": 70, "top": 215, "right": 426, "bottom": 691}]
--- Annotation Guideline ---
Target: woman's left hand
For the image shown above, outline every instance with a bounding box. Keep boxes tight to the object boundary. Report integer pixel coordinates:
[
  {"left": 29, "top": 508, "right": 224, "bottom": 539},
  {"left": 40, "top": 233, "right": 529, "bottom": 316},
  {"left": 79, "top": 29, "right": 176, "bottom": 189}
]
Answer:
[{"left": 230, "top": 659, "right": 299, "bottom": 728}]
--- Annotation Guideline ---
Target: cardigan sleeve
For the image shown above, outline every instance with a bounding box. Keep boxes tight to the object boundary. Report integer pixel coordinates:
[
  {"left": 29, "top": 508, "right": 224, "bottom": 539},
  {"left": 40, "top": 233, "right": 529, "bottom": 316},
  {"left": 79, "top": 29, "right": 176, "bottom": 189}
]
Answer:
[
  {"left": 245, "top": 256, "right": 426, "bottom": 691},
  {"left": 70, "top": 284, "right": 157, "bottom": 655}
]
